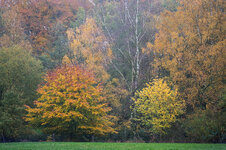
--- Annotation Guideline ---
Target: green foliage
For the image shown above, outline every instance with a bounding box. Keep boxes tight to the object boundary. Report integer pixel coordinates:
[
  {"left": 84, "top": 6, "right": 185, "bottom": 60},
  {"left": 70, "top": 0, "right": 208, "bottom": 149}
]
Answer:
[
  {"left": 132, "top": 79, "right": 185, "bottom": 135},
  {"left": 38, "top": 55, "right": 55, "bottom": 70},
  {"left": 162, "top": 0, "right": 178, "bottom": 12},
  {"left": 184, "top": 107, "right": 226, "bottom": 142},
  {"left": 70, "top": 7, "right": 86, "bottom": 29},
  {"left": 49, "top": 21, "right": 70, "bottom": 68},
  {"left": 0, "top": 45, "right": 43, "bottom": 141}
]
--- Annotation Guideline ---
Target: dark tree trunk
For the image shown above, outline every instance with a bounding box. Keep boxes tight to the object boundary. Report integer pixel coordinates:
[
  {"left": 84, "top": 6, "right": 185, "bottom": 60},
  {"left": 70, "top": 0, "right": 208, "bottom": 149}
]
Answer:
[
  {"left": 91, "top": 135, "right": 94, "bottom": 142},
  {"left": 2, "top": 133, "right": 5, "bottom": 143},
  {"left": 52, "top": 133, "right": 55, "bottom": 142}
]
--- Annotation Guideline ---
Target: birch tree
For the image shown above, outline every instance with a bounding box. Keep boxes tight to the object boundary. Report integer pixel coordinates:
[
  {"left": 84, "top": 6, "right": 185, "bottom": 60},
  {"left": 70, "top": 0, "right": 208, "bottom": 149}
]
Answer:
[{"left": 91, "top": 0, "right": 158, "bottom": 93}]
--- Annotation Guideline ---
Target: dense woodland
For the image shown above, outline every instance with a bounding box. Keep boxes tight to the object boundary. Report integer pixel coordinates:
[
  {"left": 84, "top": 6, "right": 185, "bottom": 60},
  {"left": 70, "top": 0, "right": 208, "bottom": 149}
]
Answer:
[{"left": 0, "top": 0, "right": 225, "bottom": 143}]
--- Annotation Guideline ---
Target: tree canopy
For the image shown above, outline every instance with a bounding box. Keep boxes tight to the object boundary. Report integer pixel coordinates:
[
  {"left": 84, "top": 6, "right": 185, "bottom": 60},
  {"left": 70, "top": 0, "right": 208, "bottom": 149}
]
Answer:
[
  {"left": 0, "top": 45, "right": 43, "bottom": 141},
  {"left": 132, "top": 79, "right": 185, "bottom": 134},
  {"left": 25, "top": 65, "right": 116, "bottom": 138}
]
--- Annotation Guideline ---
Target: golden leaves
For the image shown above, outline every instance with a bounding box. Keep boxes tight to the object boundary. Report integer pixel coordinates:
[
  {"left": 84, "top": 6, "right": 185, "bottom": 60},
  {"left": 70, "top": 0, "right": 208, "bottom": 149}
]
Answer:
[
  {"left": 150, "top": 0, "right": 225, "bottom": 110},
  {"left": 133, "top": 79, "right": 185, "bottom": 134},
  {"left": 62, "top": 55, "right": 72, "bottom": 65},
  {"left": 25, "top": 65, "right": 116, "bottom": 135},
  {"left": 67, "top": 18, "right": 113, "bottom": 82}
]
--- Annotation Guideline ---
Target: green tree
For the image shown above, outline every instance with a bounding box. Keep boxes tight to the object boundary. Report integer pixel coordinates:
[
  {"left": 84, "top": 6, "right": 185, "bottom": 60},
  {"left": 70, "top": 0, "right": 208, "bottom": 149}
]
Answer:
[
  {"left": 184, "top": 108, "right": 226, "bottom": 142},
  {"left": 0, "top": 45, "right": 43, "bottom": 142},
  {"left": 70, "top": 7, "right": 86, "bottom": 29}
]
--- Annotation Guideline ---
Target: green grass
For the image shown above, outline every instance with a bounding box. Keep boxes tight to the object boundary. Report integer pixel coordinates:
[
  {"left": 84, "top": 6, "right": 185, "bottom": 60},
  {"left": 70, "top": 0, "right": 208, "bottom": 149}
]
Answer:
[{"left": 0, "top": 142, "right": 225, "bottom": 150}]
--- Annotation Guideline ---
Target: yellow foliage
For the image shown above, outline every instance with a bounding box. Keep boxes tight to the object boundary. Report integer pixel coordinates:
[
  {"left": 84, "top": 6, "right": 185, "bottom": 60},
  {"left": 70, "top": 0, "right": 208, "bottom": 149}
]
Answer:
[
  {"left": 67, "top": 18, "right": 113, "bottom": 82},
  {"left": 62, "top": 55, "right": 72, "bottom": 65},
  {"left": 133, "top": 79, "right": 185, "bottom": 134}
]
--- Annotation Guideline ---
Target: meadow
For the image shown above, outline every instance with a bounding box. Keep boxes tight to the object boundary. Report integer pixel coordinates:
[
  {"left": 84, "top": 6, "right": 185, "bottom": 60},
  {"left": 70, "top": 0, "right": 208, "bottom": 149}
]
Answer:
[{"left": 0, "top": 142, "right": 225, "bottom": 150}]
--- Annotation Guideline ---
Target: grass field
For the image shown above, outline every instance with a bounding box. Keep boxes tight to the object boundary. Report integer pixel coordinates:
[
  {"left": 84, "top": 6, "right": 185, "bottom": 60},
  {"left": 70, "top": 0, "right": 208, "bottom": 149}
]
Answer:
[{"left": 0, "top": 142, "right": 226, "bottom": 150}]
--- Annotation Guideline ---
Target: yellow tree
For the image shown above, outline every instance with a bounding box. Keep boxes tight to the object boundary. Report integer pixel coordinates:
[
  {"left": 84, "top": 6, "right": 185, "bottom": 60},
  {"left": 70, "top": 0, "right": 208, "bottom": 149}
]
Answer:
[
  {"left": 67, "top": 18, "right": 113, "bottom": 82},
  {"left": 132, "top": 79, "right": 185, "bottom": 134},
  {"left": 25, "top": 65, "right": 116, "bottom": 139},
  {"left": 145, "top": 0, "right": 225, "bottom": 110}
]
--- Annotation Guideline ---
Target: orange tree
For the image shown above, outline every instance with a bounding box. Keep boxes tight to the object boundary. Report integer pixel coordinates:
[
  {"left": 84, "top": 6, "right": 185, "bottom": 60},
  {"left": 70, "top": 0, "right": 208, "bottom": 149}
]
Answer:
[
  {"left": 147, "top": 0, "right": 225, "bottom": 111},
  {"left": 25, "top": 65, "right": 116, "bottom": 139}
]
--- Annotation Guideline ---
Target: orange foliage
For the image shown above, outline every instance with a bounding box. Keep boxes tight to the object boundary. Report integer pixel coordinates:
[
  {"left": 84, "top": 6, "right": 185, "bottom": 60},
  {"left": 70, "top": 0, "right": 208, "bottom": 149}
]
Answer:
[
  {"left": 25, "top": 65, "right": 116, "bottom": 135},
  {"left": 2, "top": 0, "right": 92, "bottom": 55},
  {"left": 146, "top": 0, "right": 225, "bottom": 110}
]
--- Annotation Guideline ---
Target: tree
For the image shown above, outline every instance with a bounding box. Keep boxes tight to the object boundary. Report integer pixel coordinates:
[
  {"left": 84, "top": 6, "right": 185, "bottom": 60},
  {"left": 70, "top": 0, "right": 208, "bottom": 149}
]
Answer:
[
  {"left": 0, "top": 3, "right": 32, "bottom": 50},
  {"left": 67, "top": 18, "right": 113, "bottom": 82},
  {"left": 145, "top": 0, "right": 225, "bottom": 141},
  {"left": 132, "top": 79, "right": 185, "bottom": 135},
  {"left": 25, "top": 65, "right": 116, "bottom": 139},
  {"left": 91, "top": 0, "right": 157, "bottom": 93},
  {"left": 147, "top": 0, "right": 225, "bottom": 110},
  {"left": 0, "top": 45, "right": 43, "bottom": 142},
  {"left": 184, "top": 108, "right": 226, "bottom": 142}
]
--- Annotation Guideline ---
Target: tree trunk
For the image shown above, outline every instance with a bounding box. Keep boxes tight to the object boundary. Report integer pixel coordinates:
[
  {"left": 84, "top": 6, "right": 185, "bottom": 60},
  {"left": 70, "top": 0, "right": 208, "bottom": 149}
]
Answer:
[
  {"left": 135, "top": 0, "right": 140, "bottom": 90},
  {"left": 2, "top": 132, "right": 5, "bottom": 143},
  {"left": 52, "top": 133, "right": 55, "bottom": 142},
  {"left": 91, "top": 135, "right": 95, "bottom": 142}
]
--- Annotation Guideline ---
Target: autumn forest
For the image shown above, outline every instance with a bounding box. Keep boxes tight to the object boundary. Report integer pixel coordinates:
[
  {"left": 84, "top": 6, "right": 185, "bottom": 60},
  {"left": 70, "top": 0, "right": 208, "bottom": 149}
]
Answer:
[{"left": 0, "top": 0, "right": 225, "bottom": 143}]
